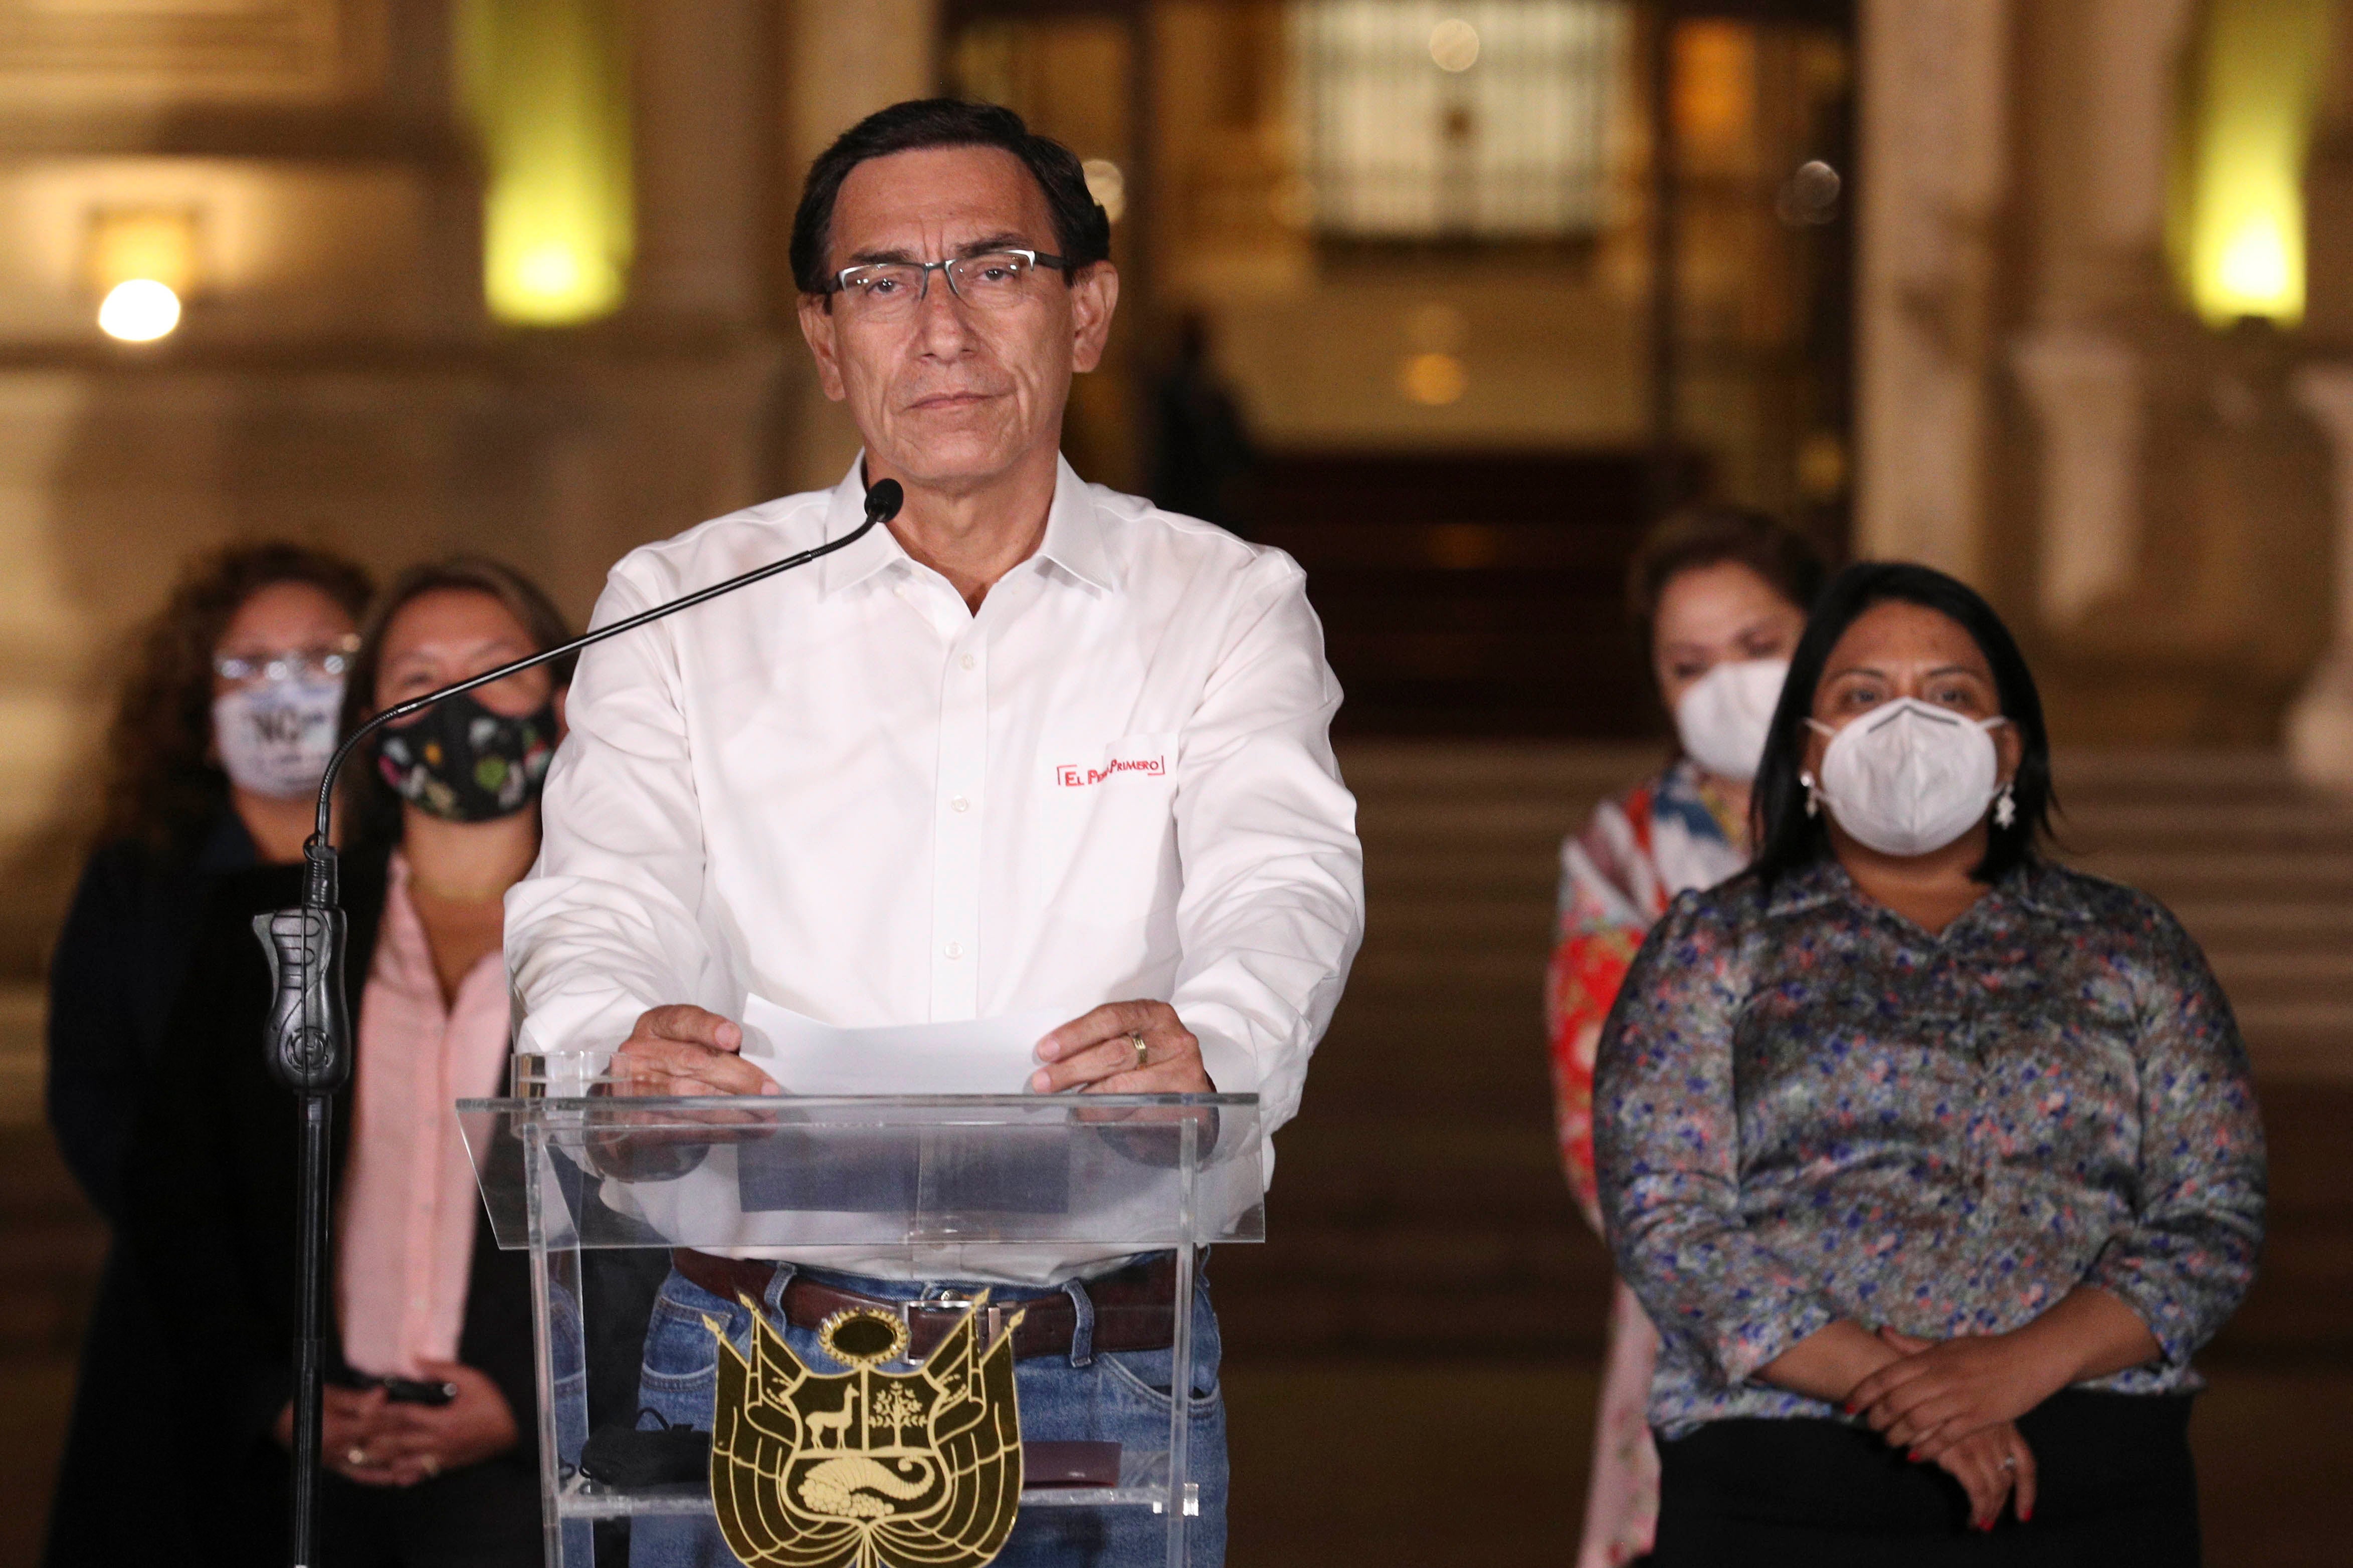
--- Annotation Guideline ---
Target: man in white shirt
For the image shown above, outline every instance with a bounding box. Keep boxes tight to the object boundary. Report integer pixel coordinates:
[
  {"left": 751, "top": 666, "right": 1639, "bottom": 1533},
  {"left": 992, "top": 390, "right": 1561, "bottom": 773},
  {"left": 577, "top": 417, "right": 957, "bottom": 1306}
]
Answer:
[{"left": 505, "top": 99, "right": 1363, "bottom": 1566}]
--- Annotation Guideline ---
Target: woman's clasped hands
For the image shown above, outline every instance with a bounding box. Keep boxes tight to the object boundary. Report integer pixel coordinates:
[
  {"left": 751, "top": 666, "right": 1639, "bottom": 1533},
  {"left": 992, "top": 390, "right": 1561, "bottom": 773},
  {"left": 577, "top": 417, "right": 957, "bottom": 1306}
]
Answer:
[
  {"left": 1845, "top": 1326, "right": 2074, "bottom": 1530},
  {"left": 274, "top": 1363, "right": 518, "bottom": 1489}
]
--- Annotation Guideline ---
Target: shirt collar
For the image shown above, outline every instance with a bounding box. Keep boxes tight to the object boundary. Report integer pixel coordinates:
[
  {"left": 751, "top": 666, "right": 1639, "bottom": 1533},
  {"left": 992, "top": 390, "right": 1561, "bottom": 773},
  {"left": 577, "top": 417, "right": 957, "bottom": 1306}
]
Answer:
[
  {"left": 814, "top": 460, "right": 912, "bottom": 600},
  {"left": 1763, "top": 853, "right": 2054, "bottom": 928},
  {"left": 813, "top": 453, "right": 1121, "bottom": 601},
  {"left": 1034, "top": 455, "right": 1119, "bottom": 595}
]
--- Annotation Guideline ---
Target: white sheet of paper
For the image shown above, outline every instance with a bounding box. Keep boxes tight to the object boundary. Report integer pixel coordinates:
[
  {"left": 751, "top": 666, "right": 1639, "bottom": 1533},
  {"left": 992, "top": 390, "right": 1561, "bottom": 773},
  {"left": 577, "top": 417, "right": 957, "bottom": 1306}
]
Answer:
[{"left": 736, "top": 997, "right": 1070, "bottom": 1096}]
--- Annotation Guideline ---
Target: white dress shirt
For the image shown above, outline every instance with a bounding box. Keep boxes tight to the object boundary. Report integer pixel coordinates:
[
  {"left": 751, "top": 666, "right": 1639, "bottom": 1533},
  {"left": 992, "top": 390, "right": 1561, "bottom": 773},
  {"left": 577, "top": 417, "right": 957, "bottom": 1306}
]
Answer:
[{"left": 506, "top": 456, "right": 1364, "bottom": 1276}]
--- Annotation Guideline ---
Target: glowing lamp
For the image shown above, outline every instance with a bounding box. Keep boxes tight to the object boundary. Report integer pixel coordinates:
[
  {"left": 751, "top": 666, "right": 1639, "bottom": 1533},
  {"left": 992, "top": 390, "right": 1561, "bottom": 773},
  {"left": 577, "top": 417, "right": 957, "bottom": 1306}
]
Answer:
[
  {"left": 86, "top": 207, "right": 200, "bottom": 342},
  {"left": 2174, "top": 0, "right": 2331, "bottom": 327},
  {"left": 98, "top": 279, "right": 182, "bottom": 342},
  {"left": 462, "top": 0, "right": 633, "bottom": 327}
]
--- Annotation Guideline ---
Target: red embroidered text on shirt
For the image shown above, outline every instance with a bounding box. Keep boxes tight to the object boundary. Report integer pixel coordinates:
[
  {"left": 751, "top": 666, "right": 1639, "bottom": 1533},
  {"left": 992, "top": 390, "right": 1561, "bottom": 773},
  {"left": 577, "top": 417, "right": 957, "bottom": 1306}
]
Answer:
[{"left": 1056, "top": 754, "right": 1167, "bottom": 787}]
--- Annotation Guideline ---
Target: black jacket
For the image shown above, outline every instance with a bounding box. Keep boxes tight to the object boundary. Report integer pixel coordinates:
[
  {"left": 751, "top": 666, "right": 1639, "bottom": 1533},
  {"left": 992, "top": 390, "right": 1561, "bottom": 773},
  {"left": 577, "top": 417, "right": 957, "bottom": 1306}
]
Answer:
[
  {"left": 42, "top": 813, "right": 251, "bottom": 1567},
  {"left": 121, "top": 848, "right": 538, "bottom": 1558}
]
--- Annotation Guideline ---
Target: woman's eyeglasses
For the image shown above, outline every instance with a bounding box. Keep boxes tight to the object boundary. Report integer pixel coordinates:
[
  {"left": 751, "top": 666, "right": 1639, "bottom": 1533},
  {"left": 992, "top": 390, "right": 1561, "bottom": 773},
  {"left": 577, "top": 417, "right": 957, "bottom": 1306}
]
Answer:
[{"left": 213, "top": 633, "right": 361, "bottom": 687}]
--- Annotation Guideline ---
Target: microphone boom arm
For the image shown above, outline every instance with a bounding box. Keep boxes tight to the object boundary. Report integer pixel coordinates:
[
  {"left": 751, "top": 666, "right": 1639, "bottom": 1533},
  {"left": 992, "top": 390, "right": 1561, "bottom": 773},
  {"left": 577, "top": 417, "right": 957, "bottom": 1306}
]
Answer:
[{"left": 264, "top": 478, "right": 901, "bottom": 1567}]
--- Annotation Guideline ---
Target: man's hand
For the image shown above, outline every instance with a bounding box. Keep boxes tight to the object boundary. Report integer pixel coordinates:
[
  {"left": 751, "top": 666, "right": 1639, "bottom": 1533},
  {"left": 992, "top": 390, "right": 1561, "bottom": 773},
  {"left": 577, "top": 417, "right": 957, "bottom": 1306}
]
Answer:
[
  {"left": 1032, "top": 1001, "right": 1214, "bottom": 1094},
  {"left": 609, "top": 1004, "right": 778, "bottom": 1097},
  {"left": 1849, "top": 1327, "right": 2075, "bottom": 1463}
]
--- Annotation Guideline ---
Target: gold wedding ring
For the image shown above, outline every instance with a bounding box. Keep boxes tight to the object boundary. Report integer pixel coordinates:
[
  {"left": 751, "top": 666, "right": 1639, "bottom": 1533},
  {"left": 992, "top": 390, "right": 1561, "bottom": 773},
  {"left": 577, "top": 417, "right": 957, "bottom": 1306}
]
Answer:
[
  {"left": 421, "top": 1455, "right": 442, "bottom": 1479},
  {"left": 1129, "top": 1032, "right": 1148, "bottom": 1070}
]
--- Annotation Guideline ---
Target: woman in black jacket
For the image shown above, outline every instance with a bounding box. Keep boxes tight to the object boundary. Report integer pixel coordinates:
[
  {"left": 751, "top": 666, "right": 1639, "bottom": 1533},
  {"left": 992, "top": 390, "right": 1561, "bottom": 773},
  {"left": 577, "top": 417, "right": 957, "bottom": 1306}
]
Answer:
[
  {"left": 44, "top": 542, "right": 370, "bottom": 1567},
  {"left": 125, "top": 557, "right": 573, "bottom": 1567}
]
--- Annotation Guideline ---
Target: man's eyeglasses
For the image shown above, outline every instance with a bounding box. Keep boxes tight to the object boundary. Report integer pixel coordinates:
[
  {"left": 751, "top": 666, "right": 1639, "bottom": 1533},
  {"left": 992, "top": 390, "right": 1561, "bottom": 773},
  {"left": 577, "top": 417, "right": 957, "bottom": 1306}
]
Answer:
[
  {"left": 213, "top": 634, "right": 361, "bottom": 687},
  {"left": 826, "top": 250, "right": 1072, "bottom": 322}
]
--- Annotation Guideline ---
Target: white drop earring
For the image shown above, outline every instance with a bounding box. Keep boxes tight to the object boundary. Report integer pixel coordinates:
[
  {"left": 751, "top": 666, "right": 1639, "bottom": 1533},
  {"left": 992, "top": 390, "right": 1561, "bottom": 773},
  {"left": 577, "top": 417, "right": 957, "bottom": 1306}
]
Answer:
[
  {"left": 1800, "top": 771, "right": 1821, "bottom": 819},
  {"left": 1994, "top": 782, "right": 2017, "bottom": 830}
]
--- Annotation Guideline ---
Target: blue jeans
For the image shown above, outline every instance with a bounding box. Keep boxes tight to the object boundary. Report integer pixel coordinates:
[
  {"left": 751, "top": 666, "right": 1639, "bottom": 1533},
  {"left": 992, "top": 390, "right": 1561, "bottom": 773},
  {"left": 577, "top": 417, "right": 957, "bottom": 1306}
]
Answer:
[{"left": 627, "top": 1255, "right": 1226, "bottom": 1567}]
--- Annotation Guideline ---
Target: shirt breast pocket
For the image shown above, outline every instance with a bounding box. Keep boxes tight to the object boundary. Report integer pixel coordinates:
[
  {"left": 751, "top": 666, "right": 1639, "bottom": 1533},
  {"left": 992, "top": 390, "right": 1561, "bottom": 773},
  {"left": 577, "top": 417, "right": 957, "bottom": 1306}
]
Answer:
[
  {"left": 1049, "top": 731, "right": 1179, "bottom": 795},
  {"left": 1039, "top": 731, "right": 1181, "bottom": 870}
]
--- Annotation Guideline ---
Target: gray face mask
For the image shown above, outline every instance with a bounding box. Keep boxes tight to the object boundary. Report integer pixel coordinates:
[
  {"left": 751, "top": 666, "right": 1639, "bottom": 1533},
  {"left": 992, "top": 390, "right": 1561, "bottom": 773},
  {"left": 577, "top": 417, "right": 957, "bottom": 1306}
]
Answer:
[
  {"left": 1803, "top": 698, "right": 2007, "bottom": 857},
  {"left": 213, "top": 677, "right": 344, "bottom": 800}
]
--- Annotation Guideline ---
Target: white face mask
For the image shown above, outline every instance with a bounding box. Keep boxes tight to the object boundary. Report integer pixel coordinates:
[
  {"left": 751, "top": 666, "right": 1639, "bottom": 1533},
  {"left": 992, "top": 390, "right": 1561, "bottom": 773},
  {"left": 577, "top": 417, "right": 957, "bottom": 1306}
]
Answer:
[
  {"left": 213, "top": 677, "right": 345, "bottom": 800},
  {"left": 1673, "top": 657, "right": 1790, "bottom": 783},
  {"left": 1803, "top": 697, "right": 2008, "bottom": 857}
]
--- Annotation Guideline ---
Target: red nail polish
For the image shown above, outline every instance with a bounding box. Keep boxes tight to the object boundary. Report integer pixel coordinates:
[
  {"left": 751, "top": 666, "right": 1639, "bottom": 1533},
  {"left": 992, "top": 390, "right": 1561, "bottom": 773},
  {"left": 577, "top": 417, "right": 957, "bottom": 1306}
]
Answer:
[
  {"left": 1906, "top": 1450, "right": 1920, "bottom": 1462},
  {"left": 2020, "top": 1508, "right": 2032, "bottom": 1523}
]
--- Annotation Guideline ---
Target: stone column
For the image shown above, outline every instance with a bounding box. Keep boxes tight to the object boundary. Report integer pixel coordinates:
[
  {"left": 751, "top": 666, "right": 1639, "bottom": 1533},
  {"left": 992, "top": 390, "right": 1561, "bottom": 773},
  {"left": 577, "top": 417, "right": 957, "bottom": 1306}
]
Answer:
[
  {"left": 2288, "top": 364, "right": 2353, "bottom": 788},
  {"left": 630, "top": 0, "right": 764, "bottom": 328},
  {"left": 2011, "top": 329, "right": 2142, "bottom": 625},
  {"left": 1854, "top": 0, "right": 2012, "bottom": 580},
  {"left": 776, "top": 0, "right": 941, "bottom": 490}
]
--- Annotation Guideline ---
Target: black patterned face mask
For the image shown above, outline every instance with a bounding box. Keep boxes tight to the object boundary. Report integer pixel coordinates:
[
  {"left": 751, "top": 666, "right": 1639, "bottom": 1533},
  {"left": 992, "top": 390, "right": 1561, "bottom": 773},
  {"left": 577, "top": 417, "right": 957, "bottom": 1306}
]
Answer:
[{"left": 375, "top": 690, "right": 557, "bottom": 823}]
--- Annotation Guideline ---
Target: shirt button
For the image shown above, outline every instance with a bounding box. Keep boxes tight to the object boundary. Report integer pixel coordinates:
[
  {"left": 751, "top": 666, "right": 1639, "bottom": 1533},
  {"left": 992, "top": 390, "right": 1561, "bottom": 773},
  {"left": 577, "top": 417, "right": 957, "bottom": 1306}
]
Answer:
[
  {"left": 959, "top": 652, "right": 976, "bottom": 670},
  {"left": 950, "top": 795, "right": 969, "bottom": 813},
  {"left": 944, "top": 941, "right": 964, "bottom": 960}
]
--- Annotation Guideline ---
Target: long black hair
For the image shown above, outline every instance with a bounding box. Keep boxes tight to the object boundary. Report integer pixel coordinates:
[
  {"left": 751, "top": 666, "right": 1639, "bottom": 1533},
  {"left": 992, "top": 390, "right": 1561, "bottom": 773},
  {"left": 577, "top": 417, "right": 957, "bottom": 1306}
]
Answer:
[{"left": 1752, "top": 562, "right": 2055, "bottom": 887}]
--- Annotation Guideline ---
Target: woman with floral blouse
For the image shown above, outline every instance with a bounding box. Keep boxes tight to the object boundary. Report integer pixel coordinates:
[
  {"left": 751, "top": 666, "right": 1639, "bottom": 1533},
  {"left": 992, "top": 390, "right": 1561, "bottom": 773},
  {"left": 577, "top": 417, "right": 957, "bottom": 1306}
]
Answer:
[
  {"left": 1547, "top": 507, "right": 1823, "bottom": 1566},
  {"left": 1594, "top": 562, "right": 2266, "bottom": 1565}
]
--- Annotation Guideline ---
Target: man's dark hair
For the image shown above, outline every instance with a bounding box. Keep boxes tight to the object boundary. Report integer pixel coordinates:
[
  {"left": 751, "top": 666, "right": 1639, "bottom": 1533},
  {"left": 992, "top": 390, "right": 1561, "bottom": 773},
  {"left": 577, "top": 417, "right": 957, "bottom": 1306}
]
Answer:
[
  {"left": 789, "top": 99, "right": 1112, "bottom": 298},
  {"left": 1752, "top": 561, "right": 2057, "bottom": 887}
]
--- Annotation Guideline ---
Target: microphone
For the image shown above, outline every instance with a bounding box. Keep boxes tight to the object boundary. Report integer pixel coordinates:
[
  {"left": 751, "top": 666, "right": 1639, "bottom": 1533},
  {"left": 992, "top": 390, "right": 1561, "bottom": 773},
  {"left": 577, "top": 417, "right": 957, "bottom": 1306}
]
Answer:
[{"left": 258, "top": 475, "right": 902, "bottom": 1567}]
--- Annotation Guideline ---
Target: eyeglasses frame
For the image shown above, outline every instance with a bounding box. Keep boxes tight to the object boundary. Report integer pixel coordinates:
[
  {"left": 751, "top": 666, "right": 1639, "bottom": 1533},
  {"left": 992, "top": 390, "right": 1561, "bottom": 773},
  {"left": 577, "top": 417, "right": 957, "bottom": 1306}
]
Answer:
[
  {"left": 213, "top": 632, "right": 362, "bottom": 687},
  {"left": 823, "top": 249, "right": 1075, "bottom": 312}
]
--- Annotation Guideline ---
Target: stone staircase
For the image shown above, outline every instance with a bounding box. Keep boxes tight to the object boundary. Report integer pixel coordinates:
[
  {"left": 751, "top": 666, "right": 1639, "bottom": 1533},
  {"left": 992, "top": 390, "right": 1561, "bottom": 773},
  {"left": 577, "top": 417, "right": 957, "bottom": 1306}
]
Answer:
[{"left": 1212, "top": 743, "right": 2353, "bottom": 1363}]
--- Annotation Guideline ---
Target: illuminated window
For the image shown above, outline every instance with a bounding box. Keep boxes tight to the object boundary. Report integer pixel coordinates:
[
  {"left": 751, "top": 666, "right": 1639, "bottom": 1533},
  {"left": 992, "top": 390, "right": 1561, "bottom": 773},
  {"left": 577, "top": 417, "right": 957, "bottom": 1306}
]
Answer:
[
  {"left": 2170, "top": 0, "right": 2331, "bottom": 327},
  {"left": 1290, "top": 1, "right": 1632, "bottom": 240},
  {"left": 459, "top": 0, "right": 633, "bottom": 326}
]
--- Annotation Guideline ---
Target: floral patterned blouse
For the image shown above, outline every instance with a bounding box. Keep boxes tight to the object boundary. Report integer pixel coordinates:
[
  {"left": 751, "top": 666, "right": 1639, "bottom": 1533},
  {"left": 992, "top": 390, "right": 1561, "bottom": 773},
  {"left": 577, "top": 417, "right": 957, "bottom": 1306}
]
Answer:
[
  {"left": 1593, "top": 856, "right": 2267, "bottom": 1440},
  {"left": 1548, "top": 760, "right": 1750, "bottom": 1228}
]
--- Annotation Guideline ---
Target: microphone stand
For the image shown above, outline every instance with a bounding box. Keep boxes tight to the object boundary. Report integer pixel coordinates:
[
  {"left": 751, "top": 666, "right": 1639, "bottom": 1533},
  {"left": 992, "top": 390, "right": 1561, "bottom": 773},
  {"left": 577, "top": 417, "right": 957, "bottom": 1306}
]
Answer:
[{"left": 258, "top": 478, "right": 903, "bottom": 1567}]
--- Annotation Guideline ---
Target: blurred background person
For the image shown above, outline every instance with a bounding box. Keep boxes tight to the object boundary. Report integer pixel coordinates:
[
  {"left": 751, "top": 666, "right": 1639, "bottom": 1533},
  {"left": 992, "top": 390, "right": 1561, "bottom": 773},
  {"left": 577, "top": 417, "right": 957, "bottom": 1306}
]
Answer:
[
  {"left": 1546, "top": 506, "right": 1823, "bottom": 1567},
  {"left": 1149, "top": 311, "right": 1258, "bottom": 536},
  {"left": 1596, "top": 563, "right": 2266, "bottom": 1564},
  {"left": 42, "top": 540, "right": 370, "bottom": 1567},
  {"left": 125, "top": 558, "right": 572, "bottom": 1568}
]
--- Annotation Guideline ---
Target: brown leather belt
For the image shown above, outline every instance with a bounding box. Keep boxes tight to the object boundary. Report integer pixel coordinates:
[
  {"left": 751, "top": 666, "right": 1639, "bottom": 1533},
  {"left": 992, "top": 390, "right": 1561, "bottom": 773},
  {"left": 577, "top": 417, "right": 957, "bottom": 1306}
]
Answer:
[{"left": 670, "top": 1249, "right": 1178, "bottom": 1363}]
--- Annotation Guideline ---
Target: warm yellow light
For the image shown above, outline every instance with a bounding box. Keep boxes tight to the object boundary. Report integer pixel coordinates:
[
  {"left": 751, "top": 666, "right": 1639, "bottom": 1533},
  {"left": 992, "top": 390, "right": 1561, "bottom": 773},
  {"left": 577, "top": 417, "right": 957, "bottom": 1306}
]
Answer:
[
  {"left": 460, "top": 0, "right": 633, "bottom": 326},
  {"left": 87, "top": 208, "right": 201, "bottom": 298},
  {"left": 2174, "top": 0, "right": 2331, "bottom": 326},
  {"left": 2217, "top": 214, "right": 2294, "bottom": 305},
  {"left": 97, "top": 279, "right": 181, "bottom": 342}
]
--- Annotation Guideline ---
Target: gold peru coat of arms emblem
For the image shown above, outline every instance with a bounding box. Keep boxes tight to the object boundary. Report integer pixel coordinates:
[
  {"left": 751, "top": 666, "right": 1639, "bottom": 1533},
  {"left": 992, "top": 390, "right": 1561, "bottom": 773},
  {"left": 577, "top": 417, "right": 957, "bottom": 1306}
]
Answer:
[{"left": 707, "top": 1298, "right": 1026, "bottom": 1568}]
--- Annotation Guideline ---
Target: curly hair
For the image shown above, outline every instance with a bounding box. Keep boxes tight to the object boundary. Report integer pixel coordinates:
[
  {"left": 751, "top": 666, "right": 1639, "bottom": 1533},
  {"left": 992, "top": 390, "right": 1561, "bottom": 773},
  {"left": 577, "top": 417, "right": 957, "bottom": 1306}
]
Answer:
[
  {"left": 100, "top": 542, "right": 374, "bottom": 855},
  {"left": 337, "top": 556, "right": 577, "bottom": 850}
]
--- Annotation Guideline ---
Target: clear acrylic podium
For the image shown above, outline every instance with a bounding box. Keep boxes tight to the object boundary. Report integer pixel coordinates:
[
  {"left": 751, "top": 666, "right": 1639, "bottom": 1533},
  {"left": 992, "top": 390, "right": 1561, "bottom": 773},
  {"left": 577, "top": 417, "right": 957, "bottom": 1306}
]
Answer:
[{"left": 459, "top": 1068, "right": 1264, "bottom": 1567}]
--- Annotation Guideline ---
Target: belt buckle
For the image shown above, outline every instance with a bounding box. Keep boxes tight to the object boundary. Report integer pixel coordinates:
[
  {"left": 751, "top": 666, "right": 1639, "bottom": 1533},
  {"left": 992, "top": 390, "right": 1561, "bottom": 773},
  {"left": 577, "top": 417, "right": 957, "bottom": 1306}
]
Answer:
[{"left": 903, "top": 1290, "right": 1007, "bottom": 1352}]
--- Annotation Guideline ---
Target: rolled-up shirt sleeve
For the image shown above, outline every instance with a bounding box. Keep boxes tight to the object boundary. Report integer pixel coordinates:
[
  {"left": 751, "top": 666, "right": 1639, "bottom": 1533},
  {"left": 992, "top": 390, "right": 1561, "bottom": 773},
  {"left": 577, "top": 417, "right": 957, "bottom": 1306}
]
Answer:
[
  {"left": 507, "top": 566, "right": 721, "bottom": 1060},
  {"left": 2083, "top": 907, "right": 2267, "bottom": 1364},
  {"left": 1168, "top": 556, "right": 1365, "bottom": 1174},
  {"left": 1594, "top": 892, "right": 1842, "bottom": 1387}
]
